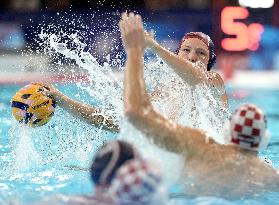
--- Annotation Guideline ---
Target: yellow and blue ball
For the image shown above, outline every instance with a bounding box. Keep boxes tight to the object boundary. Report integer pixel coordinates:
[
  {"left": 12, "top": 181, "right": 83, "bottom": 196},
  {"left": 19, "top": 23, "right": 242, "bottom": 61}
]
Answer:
[{"left": 11, "top": 83, "right": 56, "bottom": 127}]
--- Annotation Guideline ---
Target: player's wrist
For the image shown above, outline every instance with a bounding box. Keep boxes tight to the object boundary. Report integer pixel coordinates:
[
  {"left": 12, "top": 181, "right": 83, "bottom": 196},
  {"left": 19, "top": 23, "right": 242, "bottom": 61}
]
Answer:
[
  {"left": 150, "top": 41, "right": 160, "bottom": 51},
  {"left": 126, "top": 47, "right": 144, "bottom": 55},
  {"left": 53, "top": 92, "right": 68, "bottom": 106}
]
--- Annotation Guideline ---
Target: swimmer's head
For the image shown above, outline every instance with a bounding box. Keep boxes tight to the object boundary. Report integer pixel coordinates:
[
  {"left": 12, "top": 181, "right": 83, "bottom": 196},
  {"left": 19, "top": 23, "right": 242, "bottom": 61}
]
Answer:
[
  {"left": 90, "top": 140, "right": 138, "bottom": 186},
  {"left": 109, "top": 158, "right": 164, "bottom": 204},
  {"left": 226, "top": 104, "right": 270, "bottom": 152},
  {"left": 176, "top": 32, "right": 216, "bottom": 71}
]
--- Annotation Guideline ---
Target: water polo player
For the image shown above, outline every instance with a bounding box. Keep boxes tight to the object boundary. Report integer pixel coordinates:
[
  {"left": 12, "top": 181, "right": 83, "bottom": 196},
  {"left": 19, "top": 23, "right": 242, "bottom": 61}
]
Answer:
[
  {"left": 90, "top": 140, "right": 164, "bottom": 204},
  {"left": 32, "top": 140, "right": 164, "bottom": 205},
  {"left": 144, "top": 27, "right": 228, "bottom": 108},
  {"left": 120, "top": 12, "right": 279, "bottom": 199},
  {"left": 41, "top": 19, "right": 227, "bottom": 132}
]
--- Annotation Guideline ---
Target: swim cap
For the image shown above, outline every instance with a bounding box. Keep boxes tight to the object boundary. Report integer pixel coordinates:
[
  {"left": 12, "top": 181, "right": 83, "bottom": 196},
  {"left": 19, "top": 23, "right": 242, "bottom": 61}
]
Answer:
[
  {"left": 176, "top": 32, "right": 216, "bottom": 71},
  {"left": 109, "top": 158, "right": 162, "bottom": 204},
  {"left": 90, "top": 140, "right": 138, "bottom": 185},
  {"left": 229, "top": 104, "right": 269, "bottom": 151}
]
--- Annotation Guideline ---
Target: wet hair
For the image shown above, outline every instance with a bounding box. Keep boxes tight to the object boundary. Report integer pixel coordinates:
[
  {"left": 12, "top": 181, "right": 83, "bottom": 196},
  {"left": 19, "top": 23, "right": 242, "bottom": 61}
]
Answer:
[
  {"left": 90, "top": 140, "right": 137, "bottom": 186},
  {"left": 175, "top": 32, "right": 216, "bottom": 71}
]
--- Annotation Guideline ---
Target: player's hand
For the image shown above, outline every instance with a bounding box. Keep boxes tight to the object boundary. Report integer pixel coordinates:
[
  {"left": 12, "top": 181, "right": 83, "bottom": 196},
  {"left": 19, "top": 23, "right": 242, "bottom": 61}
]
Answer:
[
  {"left": 144, "top": 30, "right": 156, "bottom": 48},
  {"left": 35, "top": 83, "right": 64, "bottom": 105},
  {"left": 119, "top": 12, "right": 145, "bottom": 54}
]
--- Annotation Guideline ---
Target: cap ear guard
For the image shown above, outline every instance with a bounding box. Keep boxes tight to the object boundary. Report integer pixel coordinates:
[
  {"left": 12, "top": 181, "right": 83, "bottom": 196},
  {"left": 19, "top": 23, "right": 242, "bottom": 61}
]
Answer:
[
  {"left": 206, "top": 36, "right": 216, "bottom": 71},
  {"left": 258, "top": 130, "right": 271, "bottom": 150},
  {"left": 207, "top": 52, "right": 216, "bottom": 71}
]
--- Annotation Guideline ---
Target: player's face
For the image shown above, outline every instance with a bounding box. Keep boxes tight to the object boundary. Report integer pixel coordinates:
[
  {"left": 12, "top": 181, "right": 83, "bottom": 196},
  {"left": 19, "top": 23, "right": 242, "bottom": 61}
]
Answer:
[{"left": 178, "top": 38, "right": 210, "bottom": 69}]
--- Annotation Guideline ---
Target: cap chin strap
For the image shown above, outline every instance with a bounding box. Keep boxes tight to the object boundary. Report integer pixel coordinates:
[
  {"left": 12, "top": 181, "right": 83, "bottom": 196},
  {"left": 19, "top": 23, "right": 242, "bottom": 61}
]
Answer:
[{"left": 222, "top": 120, "right": 271, "bottom": 151}]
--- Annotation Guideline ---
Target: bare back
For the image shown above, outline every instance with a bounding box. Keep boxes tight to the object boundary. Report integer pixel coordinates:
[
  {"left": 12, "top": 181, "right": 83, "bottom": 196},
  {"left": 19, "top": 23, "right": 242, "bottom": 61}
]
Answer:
[{"left": 180, "top": 142, "right": 279, "bottom": 198}]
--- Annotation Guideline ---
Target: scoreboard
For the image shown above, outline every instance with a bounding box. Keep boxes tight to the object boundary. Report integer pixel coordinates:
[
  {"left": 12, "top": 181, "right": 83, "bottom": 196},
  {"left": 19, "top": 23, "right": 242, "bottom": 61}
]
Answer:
[{"left": 221, "top": 6, "right": 264, "bottom": 51}]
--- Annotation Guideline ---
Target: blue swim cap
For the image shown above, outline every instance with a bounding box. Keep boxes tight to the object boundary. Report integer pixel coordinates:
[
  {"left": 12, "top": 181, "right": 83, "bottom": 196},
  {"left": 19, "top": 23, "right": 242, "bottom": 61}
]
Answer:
[{"left": 90, "top": 140, "right": 137, "bottom": 185}]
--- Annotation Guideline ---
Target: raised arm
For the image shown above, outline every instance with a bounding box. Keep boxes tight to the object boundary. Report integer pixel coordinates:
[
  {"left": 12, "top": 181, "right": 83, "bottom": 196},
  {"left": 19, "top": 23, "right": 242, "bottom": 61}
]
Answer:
[
  {"left": 42, "top": 84, "right": 119, "bottom": 133},
  {"left": 144, "top": 32, "right": 207, "bottom": 85},
  {"left": 209, "top": 72, "right": 228, "bottom": 108},
  {"left": 120, "top": 13, "right": 209, "bottom": 155}
]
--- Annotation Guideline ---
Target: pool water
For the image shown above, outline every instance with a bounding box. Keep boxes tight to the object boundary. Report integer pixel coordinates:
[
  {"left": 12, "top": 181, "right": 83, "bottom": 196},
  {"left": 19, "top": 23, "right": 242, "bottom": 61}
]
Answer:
[
  {"left": 0, "top": 84, "right": 114, "bottom": 204},
  {"left": 0, "top": 84, "right": 278, "bottom": 204},
  {"left": 227, "top": 86, "right": 279, "bottom": 169}
]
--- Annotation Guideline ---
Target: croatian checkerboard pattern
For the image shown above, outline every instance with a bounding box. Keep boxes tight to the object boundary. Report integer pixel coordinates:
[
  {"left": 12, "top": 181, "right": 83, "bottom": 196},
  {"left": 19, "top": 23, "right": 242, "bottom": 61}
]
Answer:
[
  {"left": 110, "top": 159, "right": 161, "bottom": 204},
  {"left": 230, "top": 104, "right": 266, "bottom": 150}
]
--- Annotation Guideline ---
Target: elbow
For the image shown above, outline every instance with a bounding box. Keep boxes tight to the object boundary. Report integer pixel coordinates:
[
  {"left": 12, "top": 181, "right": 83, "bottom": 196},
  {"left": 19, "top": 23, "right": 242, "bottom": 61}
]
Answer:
[
  {"left": 125, "top": 107, "right": 144, "bottom": 128},
  {"left": 124, "top": 104, "right": 152, "bottom": 125},
  {"left": 125, "top": 106, "right": 143, "bottom": 122},
  {"left": 124, "top": 97, "right": 154, "bottom": 126}
]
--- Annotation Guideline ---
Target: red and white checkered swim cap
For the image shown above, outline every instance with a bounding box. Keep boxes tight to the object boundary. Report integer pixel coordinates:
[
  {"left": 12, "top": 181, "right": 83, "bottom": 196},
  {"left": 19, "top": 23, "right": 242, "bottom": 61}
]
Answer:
[
  {"left": 229, "top": 104, "right": 268, "bottom": 151},
  {"left": 109, "top": 158, "right": 162, "bottom": 204}
]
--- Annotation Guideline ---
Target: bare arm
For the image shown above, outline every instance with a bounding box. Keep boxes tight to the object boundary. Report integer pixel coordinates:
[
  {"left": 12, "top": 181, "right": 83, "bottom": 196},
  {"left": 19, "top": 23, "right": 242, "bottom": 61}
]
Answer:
[
  {"left": 120, "top": 13, "right": 210, "bottom": 155},
  {"left": 56, "top": 93, "right": 119, "bottom": 133},
  {"left": 209, "top": 72, "right": 228, "bottom": 108},
  {"left": 145, "top": 32, "right": 207, "bottom": 85},
  {"left": 221, "top": 93, "right": 228, "bottom": 108},
  {"left": 42, "top": 84, "right": 119, "bottom": 133}
]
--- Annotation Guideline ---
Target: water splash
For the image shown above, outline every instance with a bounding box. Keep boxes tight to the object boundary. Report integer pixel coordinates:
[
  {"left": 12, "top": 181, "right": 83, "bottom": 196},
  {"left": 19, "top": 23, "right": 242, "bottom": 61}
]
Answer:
[
  {"left": 6, "top": 17, "right": 230, "bottom": 203},
  {"left": 145, "top": 59, "right": 229, "bottom": 143},
  {"left": 9, "top": 125, "right": 42, "bottom": 171},
  {"left": 119, "top": 119, "right": 185, "bottom": 185},
  {"left": 35, "top": 28, "right": 230, "bottom": 183},
  {"left": 39, "top": 28, "right": 123, "bottom": 123},
  {"left": 2, "top": 11, "right": 277, "bottom": 205}
]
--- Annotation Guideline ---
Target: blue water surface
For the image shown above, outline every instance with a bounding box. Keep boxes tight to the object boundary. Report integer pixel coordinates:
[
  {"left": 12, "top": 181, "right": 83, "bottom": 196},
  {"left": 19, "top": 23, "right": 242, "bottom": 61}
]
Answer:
[{"left": 0, "top": 84, "right": 278, "bottom": 204}]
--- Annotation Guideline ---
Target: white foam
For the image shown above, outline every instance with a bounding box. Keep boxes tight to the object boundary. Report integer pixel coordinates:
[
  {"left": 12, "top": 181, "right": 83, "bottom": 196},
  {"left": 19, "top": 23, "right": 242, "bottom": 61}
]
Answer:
[
  {"left": 18, "top": 29, "right": 230, "bottom": 184},
  {"left": 10, "top": 125, "right": 42, "bottom": 171}
]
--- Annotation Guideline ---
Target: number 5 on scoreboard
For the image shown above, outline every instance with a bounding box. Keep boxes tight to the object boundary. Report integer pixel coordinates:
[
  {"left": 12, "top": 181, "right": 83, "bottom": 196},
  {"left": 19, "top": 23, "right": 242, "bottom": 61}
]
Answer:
[{"left": 221, "top": 6, "right": 264, "bottom": 51}]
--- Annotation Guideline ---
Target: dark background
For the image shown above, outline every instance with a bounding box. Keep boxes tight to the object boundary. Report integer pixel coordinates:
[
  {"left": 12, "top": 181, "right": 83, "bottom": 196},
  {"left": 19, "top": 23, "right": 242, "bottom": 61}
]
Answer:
[{"left": 0, "top": 0, "right": 278, "bottom": 70}]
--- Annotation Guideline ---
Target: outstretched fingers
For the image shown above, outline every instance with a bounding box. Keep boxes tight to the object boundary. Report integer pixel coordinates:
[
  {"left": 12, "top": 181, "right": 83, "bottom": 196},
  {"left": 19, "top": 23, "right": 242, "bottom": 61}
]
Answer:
[
  {"left": 119, "top": 19, "right": 125, "bottom": 37},
  {"left": 121, "top": 11, "right": 128, "bottom": 20},
  {"left": 119, "top": 12, "right": 132, "bottom": 36},
  {"left": 120, "top": 12, "right": 143, "bottom": 34},
  {"left": 135, "top": 14, "right": 143, "bottom": 31},
  {"left": 119, "top": 12, "right": 145, "bottom": 52}
]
